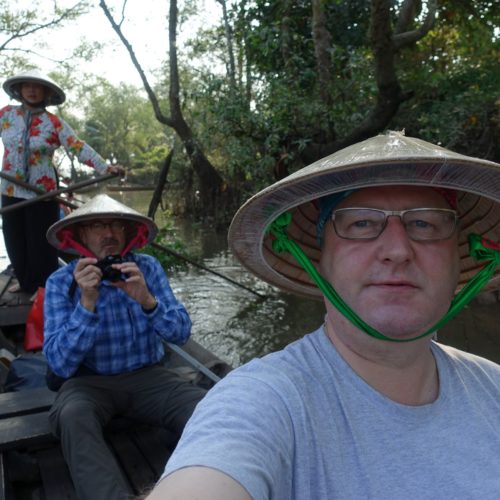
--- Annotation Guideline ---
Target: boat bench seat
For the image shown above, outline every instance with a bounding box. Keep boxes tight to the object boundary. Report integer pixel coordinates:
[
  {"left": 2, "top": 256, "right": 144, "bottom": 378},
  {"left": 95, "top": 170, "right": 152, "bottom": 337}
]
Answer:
[
  {"left": 0, "top": 386, "right": 177, "bottom": 497},
  {"left": 0, "top": 386, "right": 55, "bottom": 451}
]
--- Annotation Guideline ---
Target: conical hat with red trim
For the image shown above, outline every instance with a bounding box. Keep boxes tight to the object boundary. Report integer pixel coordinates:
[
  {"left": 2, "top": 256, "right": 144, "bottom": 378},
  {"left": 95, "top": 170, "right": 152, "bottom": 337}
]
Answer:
[
  {"left": 47, "top": 194, "right": 157, "bottom": 253},
  {"left": 228, "top": 131, "right": 500, "bottom": 298}
]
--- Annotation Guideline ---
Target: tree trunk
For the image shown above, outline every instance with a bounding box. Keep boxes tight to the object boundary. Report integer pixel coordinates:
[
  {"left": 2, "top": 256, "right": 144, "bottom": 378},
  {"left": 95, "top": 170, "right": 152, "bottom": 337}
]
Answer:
[
  {"left": 100, "top": 0, "right": 227, "bottom": 216},
  {"left": 301, "top": 0, "right": 436, "bottom": 164},
  {"left": 148, "top": 149, "right": 173, "bottom": 219},
  {"left": 312, "top": 0, "right": 333, "bottom": 109}
]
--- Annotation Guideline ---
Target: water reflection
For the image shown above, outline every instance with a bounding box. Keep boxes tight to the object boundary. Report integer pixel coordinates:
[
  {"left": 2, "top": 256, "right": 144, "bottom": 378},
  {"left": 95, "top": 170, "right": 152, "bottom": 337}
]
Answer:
[
  {"left": 108, "top": 190, "right": 326, "bottom": 367},
  {"left": 174, "top": 252, "right": 326, "bottom": 367}
]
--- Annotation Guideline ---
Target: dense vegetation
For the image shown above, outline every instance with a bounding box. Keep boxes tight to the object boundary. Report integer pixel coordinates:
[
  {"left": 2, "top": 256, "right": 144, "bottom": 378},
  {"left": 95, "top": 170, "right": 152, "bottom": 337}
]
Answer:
[{"left": 0, "top": 0, "right": 498, "bottom": 224}]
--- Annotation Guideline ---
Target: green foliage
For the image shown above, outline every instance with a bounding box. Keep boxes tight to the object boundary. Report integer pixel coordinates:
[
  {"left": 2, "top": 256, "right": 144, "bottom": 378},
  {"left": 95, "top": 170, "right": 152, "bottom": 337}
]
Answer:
[
  {"left": 238, "top": 0, "right": 371, "bottom": 76},
  {"left": 184, "top": 0, "right": 500, "bottom": 204},
  {"left": 393, "top": 1, "right": 499, "bottom": 156},
  {"left": 139, "top": 224, "right": 191, "bottom": 272},
  {"left": 4, "top": 0, "right": 498, "bottom": 216},
  {"left": 0, "top": 0, "right": 91, "bottom": 78},
  {"left": 60, "top": 77, "right": 173, "bottom": 178},
  {"left": 180, "top": 0, "right": 379, "bottom": 199}
]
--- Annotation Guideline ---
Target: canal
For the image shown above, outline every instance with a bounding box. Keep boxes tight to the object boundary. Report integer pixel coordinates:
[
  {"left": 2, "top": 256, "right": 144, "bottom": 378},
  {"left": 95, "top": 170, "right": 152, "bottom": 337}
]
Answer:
[
  {"left": 2, "top": 188, "right": 498, "bottom": 366},
  {"left": 0, "top": 189, "right": 326, "bottom": 367}
]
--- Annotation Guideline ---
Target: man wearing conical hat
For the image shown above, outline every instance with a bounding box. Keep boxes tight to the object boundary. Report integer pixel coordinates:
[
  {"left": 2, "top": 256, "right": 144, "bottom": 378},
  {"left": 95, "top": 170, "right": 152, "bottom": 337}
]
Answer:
[
  {"left": 149, "top": 132, "right": 500, "bottom": 499},
  {"left": 43, "top": 194, "right": 206, "bottom": 500}
]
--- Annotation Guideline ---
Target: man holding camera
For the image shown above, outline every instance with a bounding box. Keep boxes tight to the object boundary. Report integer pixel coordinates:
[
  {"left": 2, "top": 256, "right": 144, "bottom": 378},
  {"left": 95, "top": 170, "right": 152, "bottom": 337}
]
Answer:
[{"left": 43, "top": 194, "right": 207, "bottom": 500}]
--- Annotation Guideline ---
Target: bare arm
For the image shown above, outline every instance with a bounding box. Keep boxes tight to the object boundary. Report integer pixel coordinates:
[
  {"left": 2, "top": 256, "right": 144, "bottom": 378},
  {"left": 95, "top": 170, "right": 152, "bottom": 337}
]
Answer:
[{"left": 146, "top": 467, "right": 251, "bottom": 500}]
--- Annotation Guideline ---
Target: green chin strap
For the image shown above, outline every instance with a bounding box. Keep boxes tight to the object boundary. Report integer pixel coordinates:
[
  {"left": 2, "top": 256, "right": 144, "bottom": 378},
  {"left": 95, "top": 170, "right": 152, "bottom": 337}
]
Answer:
[{"left": 268, "top": 212, "right": 500, "bottom": 343}]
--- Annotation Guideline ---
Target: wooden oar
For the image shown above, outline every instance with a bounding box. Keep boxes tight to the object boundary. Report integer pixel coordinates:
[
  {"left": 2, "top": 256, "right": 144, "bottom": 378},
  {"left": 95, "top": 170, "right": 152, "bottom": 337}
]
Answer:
[
  {"left": 151, "top": 241, "right": 267, "bottom": 299},
  {"left": 0, "top": 172, "right": 79, "bottom": 210},
  {"left": 0, "top": 172, "right": 118, "bottom": 215}
]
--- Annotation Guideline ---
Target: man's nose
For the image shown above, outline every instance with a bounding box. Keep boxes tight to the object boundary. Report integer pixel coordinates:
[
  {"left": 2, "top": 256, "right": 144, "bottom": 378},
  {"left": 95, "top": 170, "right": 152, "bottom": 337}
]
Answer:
[
  {"left": 377, "top": 215, "right": 414, "bottom": 261},
  {"left": 101, "top": 223, "right": 116, "bottom": 236}
]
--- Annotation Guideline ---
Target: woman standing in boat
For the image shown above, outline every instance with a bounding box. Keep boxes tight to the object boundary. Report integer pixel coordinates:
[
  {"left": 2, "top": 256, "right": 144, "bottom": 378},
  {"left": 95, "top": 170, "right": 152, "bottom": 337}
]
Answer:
[{"left": 0, "top": 69, "right": 122, "bottom": 294}]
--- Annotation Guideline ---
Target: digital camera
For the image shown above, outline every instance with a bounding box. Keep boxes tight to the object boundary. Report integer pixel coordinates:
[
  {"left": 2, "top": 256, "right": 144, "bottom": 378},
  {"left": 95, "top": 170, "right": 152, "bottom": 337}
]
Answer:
[{"left": 96, "top": 254, "right": 123, "bottom": 282}]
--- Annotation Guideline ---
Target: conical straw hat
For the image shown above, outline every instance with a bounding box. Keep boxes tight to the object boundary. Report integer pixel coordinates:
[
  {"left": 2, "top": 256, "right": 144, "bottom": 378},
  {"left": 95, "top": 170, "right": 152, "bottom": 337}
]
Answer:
[
  {"left": 3, "top": 69, "right": 66, "bottom": 106},
  {"left": 228, "top": 131, "right": 500, "bottom": 298},
  {"left": 47, "top": 194, "right": 157, "bottom": 253}
]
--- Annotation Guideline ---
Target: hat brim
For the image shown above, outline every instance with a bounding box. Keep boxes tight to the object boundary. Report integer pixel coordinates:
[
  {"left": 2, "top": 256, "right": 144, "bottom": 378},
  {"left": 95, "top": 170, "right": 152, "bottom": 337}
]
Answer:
[
  {"left": 3, "top": 75, "right": 66, "bottom": 106},
  {"left": 228, "top": 132, "right": 500, "bottom": 298},
  {"left": 47, "top": 194, "right": 158, "bottom": 253}
]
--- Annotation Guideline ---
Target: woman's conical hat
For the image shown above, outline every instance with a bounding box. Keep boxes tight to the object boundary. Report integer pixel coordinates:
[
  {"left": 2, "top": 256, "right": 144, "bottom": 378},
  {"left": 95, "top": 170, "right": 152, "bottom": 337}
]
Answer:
[
  {"left": 228, "top": 131, "right": 500, "bottom": 298},
  {"left": 47, "top": 194, "right": 157, "bottom": 253},
  {"left": 3, "top": 69, "right": 66, "bottom": 106}
]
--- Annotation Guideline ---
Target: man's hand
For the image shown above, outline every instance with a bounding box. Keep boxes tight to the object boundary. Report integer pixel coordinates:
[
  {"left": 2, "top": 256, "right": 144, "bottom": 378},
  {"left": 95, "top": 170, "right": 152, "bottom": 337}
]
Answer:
[
  {"left": 107, "top": 164, "right": 126, "bottom": 176},
  {"left": 74, "top": 258, "right": 101, "bottom": 311},
  {"left": 110, "top": 262, "right": 157, "bottom": 310}
]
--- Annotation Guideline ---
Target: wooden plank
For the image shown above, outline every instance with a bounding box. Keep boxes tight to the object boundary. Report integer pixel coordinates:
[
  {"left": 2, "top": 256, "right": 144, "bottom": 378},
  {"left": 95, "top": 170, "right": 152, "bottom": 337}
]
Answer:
[
  {"left": 37, "top": 447, "right": 77, "bottom": 499},
  {"left": 107, "top": 429, "right": 155, "bottom": 494},
  {"left": 0, "top": 387, "right": 55, "bottom": 419},
  {"left": 0, "top": 274, "right": 13, "bottom": 298},
  {"left": 0, "top": 329, "right": 16, "bottom": 354},
  {"left": 129, "top": 426, "right": 174, "bottom": 478},
  {"left": 0, "top": 305, "right": 31, "bottom": 328},
  {"left": 0, "top": 452, "right": 5, "bottom": 500},
  {"left": 0, "top": 413, "right": 55, "bottom": 452},
  {"left": 0, "top": 273, "right": 32, "bottom": 326}
]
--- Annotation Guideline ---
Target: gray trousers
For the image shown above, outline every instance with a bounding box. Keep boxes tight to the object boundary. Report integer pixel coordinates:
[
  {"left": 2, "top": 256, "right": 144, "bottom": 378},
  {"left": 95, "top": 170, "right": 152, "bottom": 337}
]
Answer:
[{"left": 48, "top": 364, "right": 207, "bottom": 500}]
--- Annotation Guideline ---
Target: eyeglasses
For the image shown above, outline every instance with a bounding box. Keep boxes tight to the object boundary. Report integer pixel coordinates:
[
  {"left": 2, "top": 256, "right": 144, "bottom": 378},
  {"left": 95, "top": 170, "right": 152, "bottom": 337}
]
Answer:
[
  {"left": 81, "top": 221, "right": 126, "bottom": 234},
  {"left": 330, "top": 208, "right": 459, "bottom": 241}
]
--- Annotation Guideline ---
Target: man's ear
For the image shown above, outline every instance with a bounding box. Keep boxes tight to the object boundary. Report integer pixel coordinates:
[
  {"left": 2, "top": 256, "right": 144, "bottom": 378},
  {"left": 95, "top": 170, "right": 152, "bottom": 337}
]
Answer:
[{"left": 75, "top": 226, "right": 86, "bottom": 245}]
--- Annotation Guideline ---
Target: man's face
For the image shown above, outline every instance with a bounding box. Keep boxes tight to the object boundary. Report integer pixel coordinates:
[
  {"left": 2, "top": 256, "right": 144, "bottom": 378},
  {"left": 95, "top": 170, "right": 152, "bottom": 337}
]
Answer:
[
  {"left": 78, "top": 218, "right": 127, "bottom": 260},
  {"left": 319, "top": 186, "right": 460, "bottom": 339}
]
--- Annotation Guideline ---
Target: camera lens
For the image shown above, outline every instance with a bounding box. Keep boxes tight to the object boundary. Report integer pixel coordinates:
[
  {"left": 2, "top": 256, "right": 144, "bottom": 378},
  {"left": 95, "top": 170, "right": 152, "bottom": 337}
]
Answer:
[{"left": 96, "top": 255, "right": 123, "bottom": 282}]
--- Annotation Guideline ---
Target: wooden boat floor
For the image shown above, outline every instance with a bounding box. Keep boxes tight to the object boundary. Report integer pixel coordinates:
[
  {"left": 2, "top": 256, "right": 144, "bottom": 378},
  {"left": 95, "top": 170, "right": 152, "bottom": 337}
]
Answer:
[
  {"left": 3, "top": 421, "right": 177, "bottom": 499},
  {"left": 0, "top": 266, "right": 231, "bottom": 499}
]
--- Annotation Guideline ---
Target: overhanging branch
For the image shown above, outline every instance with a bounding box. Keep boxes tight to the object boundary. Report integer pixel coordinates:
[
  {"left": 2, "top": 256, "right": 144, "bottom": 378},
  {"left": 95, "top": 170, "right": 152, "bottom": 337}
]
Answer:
[{"left": 99, "top": 0, "right": 173, "bottom": 127}]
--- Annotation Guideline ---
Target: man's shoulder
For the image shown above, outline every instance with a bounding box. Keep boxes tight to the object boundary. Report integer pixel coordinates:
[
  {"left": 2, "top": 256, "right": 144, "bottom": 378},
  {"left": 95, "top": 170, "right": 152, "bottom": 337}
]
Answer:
[
  {"left": 129, "top": 252, "right": 159, "bottom": 267},
  {"left": 227, "top": 328, "right": 327, "bottom": 388},
  {"left": 433, "top": 341, "right": 500, "bottom": 375}
]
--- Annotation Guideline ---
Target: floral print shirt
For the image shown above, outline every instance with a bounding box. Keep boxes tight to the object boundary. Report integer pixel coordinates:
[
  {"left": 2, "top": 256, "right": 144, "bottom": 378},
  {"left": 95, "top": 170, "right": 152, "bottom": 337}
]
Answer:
[{"left": 0, "top": 104, "right": 110, "bottom": 199}]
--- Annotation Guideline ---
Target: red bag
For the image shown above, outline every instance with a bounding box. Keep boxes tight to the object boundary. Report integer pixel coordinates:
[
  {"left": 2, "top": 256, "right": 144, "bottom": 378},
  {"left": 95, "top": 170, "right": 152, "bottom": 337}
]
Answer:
[{"left": 24, "top": 287, "right": 45, "bottom": 351}]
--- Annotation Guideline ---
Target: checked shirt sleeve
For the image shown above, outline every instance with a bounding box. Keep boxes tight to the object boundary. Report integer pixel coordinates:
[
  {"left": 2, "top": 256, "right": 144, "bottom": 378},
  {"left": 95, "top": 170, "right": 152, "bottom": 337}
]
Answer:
[
  {"left": 138, "top": 254, "right": 192, "bottom": 346},
  {"left": 43, "top": 265, "right": 100, "bottom": 378}
]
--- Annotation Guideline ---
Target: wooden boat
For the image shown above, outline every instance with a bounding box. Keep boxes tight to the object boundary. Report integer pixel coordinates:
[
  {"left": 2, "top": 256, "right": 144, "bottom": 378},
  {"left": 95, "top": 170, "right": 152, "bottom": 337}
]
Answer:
[{"left": 0, "top": 269, "right": 232, "bottom": 499}]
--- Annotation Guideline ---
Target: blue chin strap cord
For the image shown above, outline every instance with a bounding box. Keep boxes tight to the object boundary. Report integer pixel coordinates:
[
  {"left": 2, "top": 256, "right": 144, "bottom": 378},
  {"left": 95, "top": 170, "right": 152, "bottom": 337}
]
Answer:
[{"left": 268, "top": 212, "right": 500, "bottom": 343}]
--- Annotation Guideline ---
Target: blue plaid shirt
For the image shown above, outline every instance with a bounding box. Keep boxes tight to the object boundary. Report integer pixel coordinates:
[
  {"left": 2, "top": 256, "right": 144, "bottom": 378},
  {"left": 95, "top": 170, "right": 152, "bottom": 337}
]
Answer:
[{"left": 43, "top": 253, "right": 192, "bottom": 378}]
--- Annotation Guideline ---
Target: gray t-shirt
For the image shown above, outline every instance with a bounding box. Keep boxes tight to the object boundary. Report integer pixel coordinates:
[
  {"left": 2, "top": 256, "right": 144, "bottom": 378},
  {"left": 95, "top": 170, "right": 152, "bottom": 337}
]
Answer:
[{"left": 163, "top": 327, "right": 500, "bottom": 499}]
